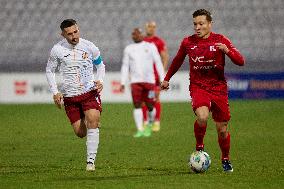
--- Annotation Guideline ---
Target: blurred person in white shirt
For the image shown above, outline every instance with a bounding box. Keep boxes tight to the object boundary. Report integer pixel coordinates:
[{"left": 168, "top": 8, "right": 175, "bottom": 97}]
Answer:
[{"left": 120, "top": 28, "right": 165, "bottom": 138}]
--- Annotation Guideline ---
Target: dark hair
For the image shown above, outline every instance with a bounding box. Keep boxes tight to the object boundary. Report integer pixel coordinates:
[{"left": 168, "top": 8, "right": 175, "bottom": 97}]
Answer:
[
  {"left": 192, "top": 9, "right": 212, "bottom": 22},
  {"left": 60, "top": 19, "right": 77, "bottom": 30}
]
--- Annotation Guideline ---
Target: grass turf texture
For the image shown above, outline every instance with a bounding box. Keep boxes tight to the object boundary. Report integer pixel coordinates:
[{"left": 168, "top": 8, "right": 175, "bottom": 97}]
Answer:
[{"left": 0, "top": 100, "right": 283, "bottom": 188}]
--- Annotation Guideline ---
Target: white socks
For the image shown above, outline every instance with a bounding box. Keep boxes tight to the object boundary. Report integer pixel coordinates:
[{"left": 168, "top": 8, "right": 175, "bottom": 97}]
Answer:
[
  {"left": 133, "top": 108, "right": 143, "bottom": 131},
  {"left": 148, "top": 108, "right": 156, "bottom": 124},
  {"left": 86, "top": 128, "right": 99, "bottom": 164}
]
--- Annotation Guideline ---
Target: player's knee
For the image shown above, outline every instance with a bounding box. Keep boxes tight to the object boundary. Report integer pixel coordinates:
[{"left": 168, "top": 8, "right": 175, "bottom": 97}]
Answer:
[
  {"left": 216, "top": 123, "right": 228, "bottom": 138},
  {"left": 218, "top": 130, "right": 228, "bottom": 139},
  {"left": 197, "top": 113, "right": 209, "bottom": 123},
  {"left": 196, "top": 107, "right": 209, "bottom": 123},
  {"left": 88, "top": 118, "right": 100, "bottom": 129}
]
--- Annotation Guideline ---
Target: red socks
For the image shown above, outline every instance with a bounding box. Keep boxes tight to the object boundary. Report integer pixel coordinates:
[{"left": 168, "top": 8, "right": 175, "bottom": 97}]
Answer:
[
  {"left": 194, "top": 120, "right": 231, "bottom": 160},
  {"left": 142, "top": 105, "right": 148, "bottom": 122},
  {"left": 218, "top": 132, "right": 231, "bottom": 160},
  {"left": 154, "top": 101, "right": 161, "bottom": 121},
  {"left": 142, "top": 102, "right": 161, "bottom": 122},
  {"left": 194, "top": 120, "right": 207, "bottom": 151}
]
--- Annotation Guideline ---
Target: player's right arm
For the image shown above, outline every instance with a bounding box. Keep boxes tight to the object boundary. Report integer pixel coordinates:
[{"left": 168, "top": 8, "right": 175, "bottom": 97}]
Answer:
[
  {"left": 161, "top": 38, "right": 187, "bottom": 90},
  {"left": 46, "top": 46, "right": 63, "bottom": 109},
  {"left": 120, "top": 47, "right": 130, "bottom": 93}
]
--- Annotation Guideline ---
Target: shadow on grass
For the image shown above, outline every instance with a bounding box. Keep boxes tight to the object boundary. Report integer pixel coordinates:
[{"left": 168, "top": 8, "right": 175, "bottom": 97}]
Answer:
[
  {"left": 1, "top": 165, "right": 200, "bottom": 181},
  {"left": 57, "top": 167, "right": 192, "bottom": 182}
]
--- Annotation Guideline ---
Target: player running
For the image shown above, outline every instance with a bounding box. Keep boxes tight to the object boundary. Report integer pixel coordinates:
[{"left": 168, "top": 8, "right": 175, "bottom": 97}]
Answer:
[
  {"left": 46, "top": 19, "right": 105, "bottom": 171},
  {"left": 161, "top": 9, "right": 245, "bottom": 172}
]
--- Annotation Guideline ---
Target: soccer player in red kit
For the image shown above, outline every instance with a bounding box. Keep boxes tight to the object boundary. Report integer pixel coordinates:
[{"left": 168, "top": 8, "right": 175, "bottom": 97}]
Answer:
[
  {"left": 161, "top": 9, "right": 245, "bottom": 172},
  {"left": 143, "top": 21, "right": 169, "bottom": 132}
]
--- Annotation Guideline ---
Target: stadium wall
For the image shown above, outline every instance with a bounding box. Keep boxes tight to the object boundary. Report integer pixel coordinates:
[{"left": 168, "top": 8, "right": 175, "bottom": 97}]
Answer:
[
  {"left": 1, "top": 72, "right": 283, "bottom": 104},
  {"left": 0, "top": 72, "right": 190, "bottom": 103}
]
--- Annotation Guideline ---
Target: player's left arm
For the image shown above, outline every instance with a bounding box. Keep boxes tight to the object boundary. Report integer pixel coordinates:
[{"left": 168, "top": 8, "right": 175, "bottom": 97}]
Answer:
[
  {"left": 159, "top": 39, "right": 169, "bottom": 70},
  {"left": 93, "top": 48, "right": 105, "bottom": 93},
  {"left": 215, "top": 36, "right": 245, "bottom": 66},
  {"left": 152, "top": 44, "right": 165, "bottom": 81}
]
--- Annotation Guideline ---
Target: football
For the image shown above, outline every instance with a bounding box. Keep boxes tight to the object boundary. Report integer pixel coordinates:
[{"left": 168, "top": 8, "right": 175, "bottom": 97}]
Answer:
[{"left": 189, "top": 151, "right": 211, "bottom": 173}]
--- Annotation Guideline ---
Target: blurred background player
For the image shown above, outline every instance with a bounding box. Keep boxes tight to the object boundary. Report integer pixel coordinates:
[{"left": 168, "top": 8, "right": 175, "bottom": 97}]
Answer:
[
  {"left": 143, "top": 21, "right": 169, "bottom": 132},
  {"left": 46, "top": 19, "right": 105, "bottom": 171},
  {"left": 120, "top": 28, "right": 165, "bottom": 138},
  {"left": 161, "top": 9, "right": 245, "bottom": 172}
]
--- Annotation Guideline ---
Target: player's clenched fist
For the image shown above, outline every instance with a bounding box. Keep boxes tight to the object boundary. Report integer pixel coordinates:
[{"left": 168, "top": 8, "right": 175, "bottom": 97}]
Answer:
[
  {"left": 215, "top": 43, "right": 229, "bottom": 54},
  {"left": 160, "top": 80, "right": 169, "bottom": 90},
  {"left": 53, "top": 93, "right": 63, "bottom": 109},
  {"left": 94, "top": 80, "right": 103, "bottom": 93}
]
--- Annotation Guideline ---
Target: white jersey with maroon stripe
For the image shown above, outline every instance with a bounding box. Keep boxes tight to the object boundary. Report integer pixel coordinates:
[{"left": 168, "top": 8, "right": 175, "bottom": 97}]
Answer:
[{"left": 46, "top": 38, "right": 105, "bottom": 97}]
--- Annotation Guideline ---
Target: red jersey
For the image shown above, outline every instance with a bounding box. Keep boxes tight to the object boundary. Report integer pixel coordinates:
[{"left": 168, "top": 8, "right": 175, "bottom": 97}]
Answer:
[
  {"left": 164, "top": 32, "right": 245, "bottom": 94},
  {"left": 144, "top": 36, "right": 166, "bottom": 54}
]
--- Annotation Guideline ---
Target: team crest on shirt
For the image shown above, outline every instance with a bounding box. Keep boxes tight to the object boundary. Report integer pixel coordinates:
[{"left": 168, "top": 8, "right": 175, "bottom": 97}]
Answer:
[
  {"left": 82, "top": 52, "right": 89, "bottom": 59},
  {"left": 210, "top": 46, "right": 216, "bottom": 51}
]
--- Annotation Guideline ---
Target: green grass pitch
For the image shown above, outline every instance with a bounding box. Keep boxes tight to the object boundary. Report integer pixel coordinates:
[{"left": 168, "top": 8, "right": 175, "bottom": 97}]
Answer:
[{"left": 0, "top": 100, "right": 283, "bottom": 188}]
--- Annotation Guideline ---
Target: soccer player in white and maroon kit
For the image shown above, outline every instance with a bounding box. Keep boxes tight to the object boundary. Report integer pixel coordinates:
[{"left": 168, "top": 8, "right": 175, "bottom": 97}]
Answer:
[
  {"left": 46, "top": 19, "right": 105, "bottom": 171},
  {"left": 120, "top": 28, "right": 165, "bottom": 138},
  {"left": 161, "top": 9, "right": 245, "bottom": 172},
  {"left": 143, "top": 21, "right": 169, "bottom": 132}
]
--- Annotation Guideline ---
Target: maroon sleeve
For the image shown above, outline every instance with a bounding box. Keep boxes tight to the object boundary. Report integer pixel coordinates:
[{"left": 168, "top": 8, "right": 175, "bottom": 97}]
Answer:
[
  {"left": 164, "top": 38, "right": 187, "bottom": 81},
  {"left": 222, "top": 36, "right": 245, "bottom": 66}
]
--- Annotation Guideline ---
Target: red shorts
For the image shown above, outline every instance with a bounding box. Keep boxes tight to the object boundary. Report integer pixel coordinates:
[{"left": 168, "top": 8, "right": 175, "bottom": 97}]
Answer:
[
  {"left": 190, "top": 86, "right": 230, "bottom": 122},
  {"left": 131, "top": 83, "right": 156, "bottom": 105},
  {"left": 63, "top": 90, "right": 102, "bottom": 124}
]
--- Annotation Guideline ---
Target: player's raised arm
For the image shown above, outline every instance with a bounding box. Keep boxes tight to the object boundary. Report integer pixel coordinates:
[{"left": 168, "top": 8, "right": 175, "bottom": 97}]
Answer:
[{"left": 216, "top": 36, "right": 245, "bottom": 66}]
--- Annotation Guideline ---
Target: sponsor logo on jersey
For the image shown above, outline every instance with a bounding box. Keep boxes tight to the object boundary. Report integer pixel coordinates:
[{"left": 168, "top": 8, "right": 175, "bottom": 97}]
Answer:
[
  {"left": 193, "top": 65, "right": 217, "bottom": 70},
  {"left": 191, "top": 56, "right": 215, "bottom": 63}
]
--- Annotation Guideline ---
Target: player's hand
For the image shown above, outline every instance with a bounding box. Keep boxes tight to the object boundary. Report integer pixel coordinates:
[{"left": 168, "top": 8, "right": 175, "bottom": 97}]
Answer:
[
  {"left": 119, "top": 84, "right": 125, "bottom": 93},
  {"left": 215, "top": 43, "right": 229, "bottom": 54},
  {"left": 53, "top": 93, "right": 63, "bottom": 109},
  {"left": 95, "top": 80, "right": 103, "bottom": 93},
  {"left": 160, "top": 80, "right": 170, "bottom": 91}
]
